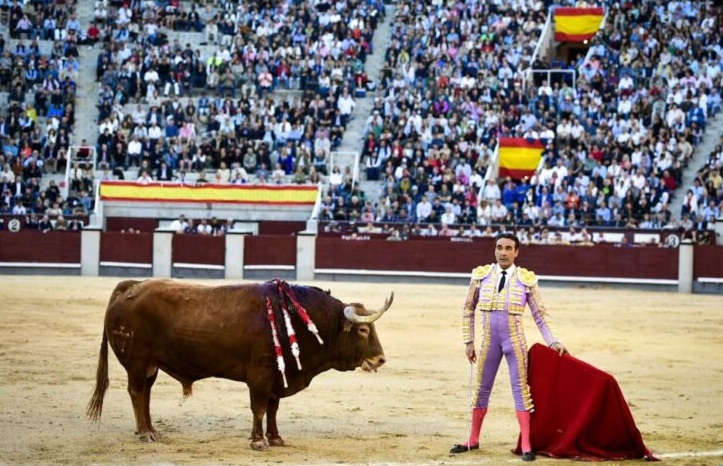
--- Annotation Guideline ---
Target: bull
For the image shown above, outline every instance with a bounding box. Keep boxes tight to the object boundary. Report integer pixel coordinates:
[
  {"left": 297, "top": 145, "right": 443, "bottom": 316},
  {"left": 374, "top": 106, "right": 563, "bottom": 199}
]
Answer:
[{"left": 87, "top": 279, "right": 392, "bottom": 450}]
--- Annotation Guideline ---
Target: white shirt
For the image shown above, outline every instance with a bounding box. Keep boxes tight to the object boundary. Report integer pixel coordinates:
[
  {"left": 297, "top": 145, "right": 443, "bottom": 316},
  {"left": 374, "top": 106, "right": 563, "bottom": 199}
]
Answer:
[
  {"left": 483, "top": 183, "right": 501, "bottom": 201},
  {"left": 337, "top": 94, "right": 356, "bottom": 115},
  {"left": 169, "top": 219, "right": 188, "bottom": 232},
  {"left": 196, "top": 223, "right": 213, "bottom": 235},
  {"left": 441, "top": 211, "right": 456, "bottom": 225},
  {"left": 495, "top": 264, "right": 516, "bottom": 293},
  {"left": 128, "top": 140, "right": 142, "bottom": 156},
  {"left": 491, "top": 203, "right": 508, "bottom": 220},
  {"left": 148, "top": 125, "right": 163, "bottom": 139},
  {"left": 416, "top": 200, "right": 432, "bottom": 220},
  {"left": 144, "top": 69, "right": 159, "bottom": 83}
]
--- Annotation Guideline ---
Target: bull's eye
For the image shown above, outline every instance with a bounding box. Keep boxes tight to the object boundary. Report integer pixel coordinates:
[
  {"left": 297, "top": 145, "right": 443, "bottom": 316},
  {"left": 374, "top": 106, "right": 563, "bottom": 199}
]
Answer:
[{"left": 357, "top": 325, "right": 370, "bottom": 337}]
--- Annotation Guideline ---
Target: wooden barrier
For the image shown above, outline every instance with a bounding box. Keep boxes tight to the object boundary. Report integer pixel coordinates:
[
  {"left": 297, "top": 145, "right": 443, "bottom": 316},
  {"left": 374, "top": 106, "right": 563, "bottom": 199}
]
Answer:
[
  {"left": 0, "top": 231, "right": 720, "bottom": 293},
  {"left": 0, "top": 231, "right": 81, "bottom": 263},
  {"left": 172, "top": 234, "right": 225, "bottom": 266},
  {"left": 244, "top": 235, "right": 297, "bottom": 268},
  {"left": 315, "top": 237, "right": 678, "bottom": 282},
  {"left": 100, "top": 232, "right": 153, "bottom": 265},
  {"left": 694, "top": 245, "right": 723, "bottom": 281}
]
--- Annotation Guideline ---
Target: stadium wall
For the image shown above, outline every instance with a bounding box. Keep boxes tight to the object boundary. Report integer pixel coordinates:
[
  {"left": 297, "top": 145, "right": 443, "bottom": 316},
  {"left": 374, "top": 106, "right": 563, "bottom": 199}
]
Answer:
[{"left": 0, "top": 229, "right": 722, "bottom": 294}]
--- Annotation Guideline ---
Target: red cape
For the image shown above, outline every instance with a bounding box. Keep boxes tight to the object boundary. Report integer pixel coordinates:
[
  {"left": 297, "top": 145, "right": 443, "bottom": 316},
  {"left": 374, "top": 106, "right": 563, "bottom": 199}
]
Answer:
[{"left": 515, "top": 344, "right": 658, "bottom": 461}]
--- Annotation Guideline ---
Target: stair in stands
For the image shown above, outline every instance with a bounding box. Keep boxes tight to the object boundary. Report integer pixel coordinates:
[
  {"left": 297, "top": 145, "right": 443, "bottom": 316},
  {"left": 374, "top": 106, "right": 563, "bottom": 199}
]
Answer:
[
  {"left": 668, "top": 111, "right": 723, "bottom": 221},
  {"left": 334, "top": 3, "right": 396, "bottom": 203}
]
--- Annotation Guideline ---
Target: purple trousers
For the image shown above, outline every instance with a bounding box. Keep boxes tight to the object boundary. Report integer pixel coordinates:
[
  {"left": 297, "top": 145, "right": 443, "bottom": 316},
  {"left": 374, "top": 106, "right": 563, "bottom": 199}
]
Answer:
[{"left": 473, "top": 310, "right": 533, "bottom": 411}]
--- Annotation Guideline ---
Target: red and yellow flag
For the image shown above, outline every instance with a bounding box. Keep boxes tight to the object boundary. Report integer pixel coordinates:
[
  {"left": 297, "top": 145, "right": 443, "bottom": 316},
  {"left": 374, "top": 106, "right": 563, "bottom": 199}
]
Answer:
[
  {"left": 99, "top": 181, "right": 318, "bottom": 205},
  {"left": 554, "top": 7, "right": 604, "bottom": 42},
  {"left": 498, "top": 138, "right": 544, "bottom": 180}
]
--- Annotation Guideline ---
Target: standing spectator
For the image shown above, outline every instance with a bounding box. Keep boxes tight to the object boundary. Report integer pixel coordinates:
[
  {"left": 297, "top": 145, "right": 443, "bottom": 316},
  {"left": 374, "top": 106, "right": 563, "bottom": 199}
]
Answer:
[{"left": 337, "top": 87, "right": 356, "bottom": 128}]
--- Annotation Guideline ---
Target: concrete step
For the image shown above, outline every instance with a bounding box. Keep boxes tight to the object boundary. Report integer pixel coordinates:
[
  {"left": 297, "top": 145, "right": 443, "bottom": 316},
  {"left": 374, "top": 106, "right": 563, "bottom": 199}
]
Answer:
[
  {"left": 73, "top": 46, "right": 102, "bottom": 146},
  {"left": 334, "top": 3, "right": 395, "bottom": 180}
]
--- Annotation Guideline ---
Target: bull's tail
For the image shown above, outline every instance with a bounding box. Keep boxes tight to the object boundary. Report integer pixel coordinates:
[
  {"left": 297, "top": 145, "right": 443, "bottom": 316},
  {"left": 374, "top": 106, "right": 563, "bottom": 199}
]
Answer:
[
  {"left": 87, "top": 280, "right": 141, "bottom": 421},
  {"left": 87, "top": 329, "right": 109, "bottom": 421}
]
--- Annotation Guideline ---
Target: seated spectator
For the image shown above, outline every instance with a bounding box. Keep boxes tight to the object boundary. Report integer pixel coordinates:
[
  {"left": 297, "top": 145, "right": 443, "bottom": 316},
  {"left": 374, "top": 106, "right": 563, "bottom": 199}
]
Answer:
[
  {"left": 137, "top": 170, "right": 153, "bottom": 184},
  {"left": 37, "top": 214, "right": 54, "bottom": 232},
  {"left": 169, "top": 214, "right": 188, "bottom": 232},
  {"left": 196, "top": 218, "right": 213, "bottom": 235}
]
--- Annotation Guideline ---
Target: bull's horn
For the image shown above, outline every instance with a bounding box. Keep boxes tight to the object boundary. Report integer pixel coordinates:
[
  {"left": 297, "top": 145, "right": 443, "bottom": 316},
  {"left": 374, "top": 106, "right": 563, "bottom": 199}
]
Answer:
[{"left": 343, "top": 292, "right": 394, "bottom": 324}]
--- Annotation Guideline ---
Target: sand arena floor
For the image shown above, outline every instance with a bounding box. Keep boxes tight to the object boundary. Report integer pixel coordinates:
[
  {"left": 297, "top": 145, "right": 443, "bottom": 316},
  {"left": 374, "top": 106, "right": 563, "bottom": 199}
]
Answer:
[{"left": 0, "top": 276, "right": 721, "bottom": 466}]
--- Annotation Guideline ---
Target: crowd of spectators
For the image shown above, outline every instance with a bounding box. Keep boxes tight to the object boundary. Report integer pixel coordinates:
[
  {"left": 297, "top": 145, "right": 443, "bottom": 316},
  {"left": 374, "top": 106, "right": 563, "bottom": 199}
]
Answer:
[
  {"left": 92, "top": 0, "right": 385, "bottom": 185},
  {"left": 322, "top": 217, "right": 699, "bottom": 247},
  {"left": 319, "top": 0, "right": 722, "bottom": 245},
  {"left": 0, "top": 0, "right": 81, "bottom": 218},
  {"left": 0, "top": 0, "right": 720, "bottom": 246},
  {"left": 166, "top": 212, "right": 236, "bottom": 236}
]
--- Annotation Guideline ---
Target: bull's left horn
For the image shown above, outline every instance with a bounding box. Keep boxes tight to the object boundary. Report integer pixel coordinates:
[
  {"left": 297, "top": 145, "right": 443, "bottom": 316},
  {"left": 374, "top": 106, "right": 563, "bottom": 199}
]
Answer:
[{"left": 343, "top": 292, "right": 394, "bottom": 324}]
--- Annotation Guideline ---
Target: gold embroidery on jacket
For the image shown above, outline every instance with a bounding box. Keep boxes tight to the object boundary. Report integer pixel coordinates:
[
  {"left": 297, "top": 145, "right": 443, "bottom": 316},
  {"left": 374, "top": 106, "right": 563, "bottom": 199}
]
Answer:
[{"left": 476, "top": 268, "right": 531, "bottom": 315}]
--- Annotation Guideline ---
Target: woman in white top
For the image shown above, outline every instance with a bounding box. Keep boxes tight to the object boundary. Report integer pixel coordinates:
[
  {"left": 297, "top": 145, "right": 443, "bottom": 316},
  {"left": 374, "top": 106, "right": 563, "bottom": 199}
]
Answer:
[
  {"left": 1, "top": 163, "right": 14, "bottom": 183},
  {"left": 328, "top": 165, "right": 343, "bottom": 187}
]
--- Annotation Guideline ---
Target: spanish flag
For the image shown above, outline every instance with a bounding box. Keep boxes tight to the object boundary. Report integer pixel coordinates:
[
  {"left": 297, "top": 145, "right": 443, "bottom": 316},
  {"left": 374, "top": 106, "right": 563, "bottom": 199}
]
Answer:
[
  {"left": 498, "top": 138, "right": 544, "bottom": 180},
  {"left": 554, "top": 7, "right": 604, "bottom": 42},
  {"left": 99, "top": 181, "right": 318, "bottom": 205}
]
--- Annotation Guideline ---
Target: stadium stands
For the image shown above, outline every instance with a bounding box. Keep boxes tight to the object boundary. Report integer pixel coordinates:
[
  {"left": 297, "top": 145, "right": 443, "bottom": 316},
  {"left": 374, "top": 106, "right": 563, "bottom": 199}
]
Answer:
[{"left": 0, "top": 0, "right": 720, "bottom": 243}]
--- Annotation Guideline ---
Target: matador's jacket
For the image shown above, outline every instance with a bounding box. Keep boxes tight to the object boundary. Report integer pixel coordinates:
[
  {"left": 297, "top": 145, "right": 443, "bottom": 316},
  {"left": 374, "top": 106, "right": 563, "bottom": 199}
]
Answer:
[{"left": 462, "top": 264, "right": 560, "bottom": 411}]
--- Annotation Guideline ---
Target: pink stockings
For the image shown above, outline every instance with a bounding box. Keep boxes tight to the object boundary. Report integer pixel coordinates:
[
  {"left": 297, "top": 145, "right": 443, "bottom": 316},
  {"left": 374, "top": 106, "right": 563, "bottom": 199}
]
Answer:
[
  {"left": 464, "top": 407, "right": 488, "bottom": 446},
  {"left": 516, "top": 410, "right": 532, "bottom": 452}
]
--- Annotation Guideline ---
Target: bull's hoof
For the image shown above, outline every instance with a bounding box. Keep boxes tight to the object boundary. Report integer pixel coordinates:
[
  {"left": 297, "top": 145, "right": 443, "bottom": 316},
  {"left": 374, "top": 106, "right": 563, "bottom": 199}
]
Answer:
[
  {"left": 250, "top": 439, "right": 268, "bottom": 451},
  {"left": 138, "top": 431, "right": 158, "bottom": 442},
  {"left": 268, "top": 436, "right": 285, "bottom": 447}
]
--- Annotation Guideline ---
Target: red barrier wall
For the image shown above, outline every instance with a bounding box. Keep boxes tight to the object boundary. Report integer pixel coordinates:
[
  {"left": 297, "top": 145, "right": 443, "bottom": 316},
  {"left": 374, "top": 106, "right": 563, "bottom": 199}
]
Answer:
[
  {"left": 316, "top": 237, "right": 485, "bottom": 273},
  {"left": 693, "top": 245, "right": 723, "bottom": 279},
  {"left": 316, "top": 237, "right": 680, "bottom": 280},
  {"left": 521, "top": 244, "right": 677, "bottom": 279},
  {"left": 259, "top": 221, "right": 306, "bottom": 235},
  {"left": 0, "top": 231, "right": 81, "bottom": 263},
  {"left": 0, "top": 231, "right": 718, "bottom": 283},
  {"left": 172, "top": 234, "right": 225, "bottom": 265},
  {"left": 244, "top": 235, "right": 296, "bottom": 266},
  {"left": 100, "top": 232, "right": 153, "bottom": 264}
]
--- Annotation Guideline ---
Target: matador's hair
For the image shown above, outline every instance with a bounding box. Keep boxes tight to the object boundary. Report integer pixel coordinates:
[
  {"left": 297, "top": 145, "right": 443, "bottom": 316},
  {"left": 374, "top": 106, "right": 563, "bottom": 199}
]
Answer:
[{"left": 495, "top": 232, "right": 520, "bottom": 250}]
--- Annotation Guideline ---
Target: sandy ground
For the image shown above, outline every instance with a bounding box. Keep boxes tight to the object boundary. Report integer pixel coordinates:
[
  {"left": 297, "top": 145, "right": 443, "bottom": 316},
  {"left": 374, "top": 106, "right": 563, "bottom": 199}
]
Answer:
[{"left": 0, "top": 276, "right": 722, "bottom": 466}]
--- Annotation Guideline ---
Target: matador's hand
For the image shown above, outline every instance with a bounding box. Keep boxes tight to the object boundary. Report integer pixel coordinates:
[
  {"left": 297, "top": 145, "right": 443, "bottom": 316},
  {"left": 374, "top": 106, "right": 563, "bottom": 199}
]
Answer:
[
  {"left": 465, "top": 342, "right": 476, "bottom": 363},
  {"left": 550, "top": 342, "right": 569, "bottom": 356}
]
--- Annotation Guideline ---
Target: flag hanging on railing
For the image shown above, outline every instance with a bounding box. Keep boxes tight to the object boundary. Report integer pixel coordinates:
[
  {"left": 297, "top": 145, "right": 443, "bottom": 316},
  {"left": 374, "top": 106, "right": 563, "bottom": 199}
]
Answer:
[
  {"left": 554, "top": 7, "right": 604, "bottom": 42},
  {"left": 99, "top": 181, "right": 318, "bottom": 205},
  {"left": 498, "top": 138, "right": 544, "bottom": 180}
]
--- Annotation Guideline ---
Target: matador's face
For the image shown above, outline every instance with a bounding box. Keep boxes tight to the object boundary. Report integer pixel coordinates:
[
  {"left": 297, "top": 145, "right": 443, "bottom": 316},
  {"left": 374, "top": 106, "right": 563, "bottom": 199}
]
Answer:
[{"left": 494, "top": 238, "right": 519, "bottom": 270}]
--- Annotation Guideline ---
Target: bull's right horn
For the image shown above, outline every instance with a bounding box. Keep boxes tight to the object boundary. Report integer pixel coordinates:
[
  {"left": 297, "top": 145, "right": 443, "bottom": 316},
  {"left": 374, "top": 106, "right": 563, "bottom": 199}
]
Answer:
[{"left": 343, "top": 292, "right": 394, "bottom": 324}]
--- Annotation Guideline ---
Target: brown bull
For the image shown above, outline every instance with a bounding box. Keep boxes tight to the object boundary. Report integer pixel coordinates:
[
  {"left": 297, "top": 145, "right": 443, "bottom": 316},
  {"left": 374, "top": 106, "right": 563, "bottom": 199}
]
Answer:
[{"left": 87, "top": 279, "right": 392, "bottom": 450}]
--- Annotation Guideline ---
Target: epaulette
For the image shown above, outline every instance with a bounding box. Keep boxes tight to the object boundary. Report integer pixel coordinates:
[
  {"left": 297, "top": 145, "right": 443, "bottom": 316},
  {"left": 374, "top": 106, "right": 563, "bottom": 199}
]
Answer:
[
  {"left": 518, "top": 267, "right": 538, "bottom": 287},
  {"left": 472, "top": 264, "right": 494, "bottom": 280}
]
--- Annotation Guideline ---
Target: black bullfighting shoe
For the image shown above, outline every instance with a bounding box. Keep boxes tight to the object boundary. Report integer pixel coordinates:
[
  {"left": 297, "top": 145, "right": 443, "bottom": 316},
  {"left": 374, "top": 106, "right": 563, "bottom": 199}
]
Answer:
[
  {"left": 521, "top": 451, "right": 536, "bottom": 462},
  {"left": 449, "top": 443, "right": 479, "bottom": 454}
]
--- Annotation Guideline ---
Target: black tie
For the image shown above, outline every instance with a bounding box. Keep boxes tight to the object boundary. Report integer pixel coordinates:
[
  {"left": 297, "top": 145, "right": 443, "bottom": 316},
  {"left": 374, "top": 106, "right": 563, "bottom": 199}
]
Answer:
[{"left": 498, "top": 270, "right": 507, "bottom": 293}]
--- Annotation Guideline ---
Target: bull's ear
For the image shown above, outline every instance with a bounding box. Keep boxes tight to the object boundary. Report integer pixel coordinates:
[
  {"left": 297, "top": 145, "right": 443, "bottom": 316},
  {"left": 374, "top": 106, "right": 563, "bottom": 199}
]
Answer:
[{"left": 343, "top": 319, "right": 353, "bottom": 333}]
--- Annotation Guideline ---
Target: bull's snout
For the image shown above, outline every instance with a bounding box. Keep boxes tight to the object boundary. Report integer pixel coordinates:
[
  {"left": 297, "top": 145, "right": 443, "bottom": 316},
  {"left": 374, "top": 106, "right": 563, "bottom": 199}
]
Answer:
[{"left": 361, "top": 355, "right": 386, "bottom": 372}]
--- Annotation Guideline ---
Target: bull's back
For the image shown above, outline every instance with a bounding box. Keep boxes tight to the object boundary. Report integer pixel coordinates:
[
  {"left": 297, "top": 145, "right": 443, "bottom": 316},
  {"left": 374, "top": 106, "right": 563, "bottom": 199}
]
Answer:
[{"left": 104, "top": 280, "right": 274, "bottom": 382}]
